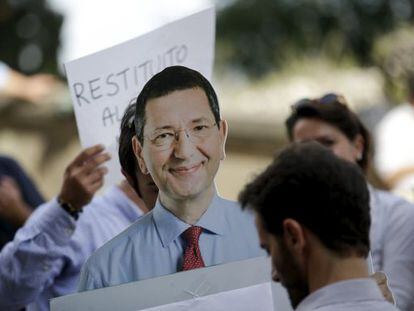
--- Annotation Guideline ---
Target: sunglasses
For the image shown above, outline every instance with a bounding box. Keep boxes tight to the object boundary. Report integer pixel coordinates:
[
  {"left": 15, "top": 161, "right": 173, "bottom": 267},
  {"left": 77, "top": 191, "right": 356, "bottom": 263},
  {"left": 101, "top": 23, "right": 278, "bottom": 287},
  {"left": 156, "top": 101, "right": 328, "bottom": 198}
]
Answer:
[{"left": 292, "top": 93, "right": 348, "bottom": 111}]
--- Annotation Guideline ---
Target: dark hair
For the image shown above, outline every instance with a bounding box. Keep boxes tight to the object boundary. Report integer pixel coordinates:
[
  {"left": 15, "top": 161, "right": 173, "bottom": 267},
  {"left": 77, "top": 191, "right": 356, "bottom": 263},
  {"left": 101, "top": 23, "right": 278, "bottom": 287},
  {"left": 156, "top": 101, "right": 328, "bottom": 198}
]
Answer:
[
  {"left": 134, "top": 66, "right": 221, "bottom": 143},
  {"left": 118, "top": 102, "right": 140, "bottom": 196},
  {"left": 285, "top": 94, "right": 371, "bottom": 171},
  {"left": 239, "top": 142, "right": 371, "bottom": 258}
]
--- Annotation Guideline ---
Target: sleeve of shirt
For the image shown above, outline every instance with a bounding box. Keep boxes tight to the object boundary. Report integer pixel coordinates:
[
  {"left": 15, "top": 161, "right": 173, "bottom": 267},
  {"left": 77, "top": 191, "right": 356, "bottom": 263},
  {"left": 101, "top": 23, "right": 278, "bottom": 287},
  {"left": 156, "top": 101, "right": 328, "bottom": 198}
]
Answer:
[
  {"left": 0, "top": 198, "right": 77, "bottom": 310},
  {"left": 382, "top": 198, "right": 414, "bottom": 311}
]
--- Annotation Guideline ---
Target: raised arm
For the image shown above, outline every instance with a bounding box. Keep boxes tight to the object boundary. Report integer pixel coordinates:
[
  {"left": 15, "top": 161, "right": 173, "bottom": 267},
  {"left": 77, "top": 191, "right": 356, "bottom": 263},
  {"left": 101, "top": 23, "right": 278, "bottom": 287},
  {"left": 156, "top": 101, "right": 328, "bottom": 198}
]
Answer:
[{"left": 0, "top": 145, "right": 110, "bottom": 310}]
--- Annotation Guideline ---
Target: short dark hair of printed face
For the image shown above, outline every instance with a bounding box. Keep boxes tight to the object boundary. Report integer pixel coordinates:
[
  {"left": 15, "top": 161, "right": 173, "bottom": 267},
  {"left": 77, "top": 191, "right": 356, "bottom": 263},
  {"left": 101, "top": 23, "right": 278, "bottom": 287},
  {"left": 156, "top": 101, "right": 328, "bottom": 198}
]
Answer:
[
  {"left": 119, "top": 103, "right": 140, "bottom": 194},
  {"left": 239, "top": 142, "right": 371, "bottom": 258},
  {"left": 134, "top": 66, "right": 221, "bottom": 144},
  {"left": 285, "top": 96, "right": 371, "bottom": 171}
]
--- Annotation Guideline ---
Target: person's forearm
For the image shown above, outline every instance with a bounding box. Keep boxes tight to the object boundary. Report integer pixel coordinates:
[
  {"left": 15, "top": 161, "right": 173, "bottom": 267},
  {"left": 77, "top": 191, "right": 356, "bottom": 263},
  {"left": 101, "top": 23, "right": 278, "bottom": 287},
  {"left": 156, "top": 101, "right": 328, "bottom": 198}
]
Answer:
[{"left": 0, "top": 200, "right": 75, "bottom": 309}]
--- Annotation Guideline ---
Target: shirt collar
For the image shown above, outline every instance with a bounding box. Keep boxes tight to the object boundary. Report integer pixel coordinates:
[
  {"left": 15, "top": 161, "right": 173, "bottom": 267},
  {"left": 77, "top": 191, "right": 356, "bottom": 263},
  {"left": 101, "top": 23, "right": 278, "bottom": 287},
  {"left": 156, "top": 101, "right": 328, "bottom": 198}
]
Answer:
[
  {"left": 195, "top": 194, "right": 226, "bottom": 236},
  {"left": 296, "top": 278, "right": 385, "bottom": 310},
  {"left": 153, "top": 192, "right": 226, "bottom": 247}
]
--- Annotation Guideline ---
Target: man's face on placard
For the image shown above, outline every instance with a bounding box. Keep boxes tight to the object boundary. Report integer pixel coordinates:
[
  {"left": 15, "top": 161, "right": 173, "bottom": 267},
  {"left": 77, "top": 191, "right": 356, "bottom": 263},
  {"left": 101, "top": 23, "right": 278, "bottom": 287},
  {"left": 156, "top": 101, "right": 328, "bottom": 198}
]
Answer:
[
  {"left": 133, "top": 87, "right": 227, "bottom": 202},
  {"left": 255, "top": 215, "right": 309, "bottom": 309}
]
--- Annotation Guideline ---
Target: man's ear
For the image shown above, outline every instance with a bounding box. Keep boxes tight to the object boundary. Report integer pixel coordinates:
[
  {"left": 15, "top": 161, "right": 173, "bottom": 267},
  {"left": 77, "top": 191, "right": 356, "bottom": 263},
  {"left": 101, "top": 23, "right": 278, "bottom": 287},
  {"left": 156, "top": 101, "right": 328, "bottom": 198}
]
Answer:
[
  {"left": 219, "top": 119, "right": 228, "bottom": 160},
  {"left": 132, "top": 136, "right": 149, "bottom": 175},
  {"left": 282, "top": 219, "right": 306, "bottom": 256}
]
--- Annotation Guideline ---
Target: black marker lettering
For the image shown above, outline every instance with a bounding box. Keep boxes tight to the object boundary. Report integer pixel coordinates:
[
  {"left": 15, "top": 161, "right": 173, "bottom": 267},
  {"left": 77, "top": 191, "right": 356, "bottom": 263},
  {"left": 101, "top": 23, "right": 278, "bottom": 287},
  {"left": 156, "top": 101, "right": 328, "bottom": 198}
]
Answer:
[
  {"left": 106, "top": 74, "right": 119, "bottom": 96},
  {"left": 157, "top": 54, "right": 164, "bottom": 72},
  {"left": 165, "top": 46, "right": 176, "bottom": 66},
  {"left": 102, "top": 106, "right": 116, "bottom": 127},
  {"left": 73, "top": 82, "right": 89, "bottom": 106},
  {"left": 116, "top": 68, "right": 130, "bottom": 91},
  {"left": 138, "top": 61, "right": 151, "bottom": 81},
  {"left": 89, "top": 78, "right": 103, "bottom": 100},
  {"left": 102, "top": 106, "right": 122, "bottom": 127},
  {"left": 176, "top": 45, "right": 188, "bottom": 63},
  {"left": 133, "top": 66, "right": 139, "bottom": 85}
]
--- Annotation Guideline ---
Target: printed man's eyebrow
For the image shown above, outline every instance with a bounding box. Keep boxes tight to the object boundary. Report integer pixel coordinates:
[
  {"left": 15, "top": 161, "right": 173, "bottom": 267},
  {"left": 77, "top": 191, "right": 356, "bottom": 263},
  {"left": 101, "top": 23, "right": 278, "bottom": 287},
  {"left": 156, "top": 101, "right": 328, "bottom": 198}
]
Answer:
[{"left": 152, "top": 125, "right": 175, "bottom": 132}]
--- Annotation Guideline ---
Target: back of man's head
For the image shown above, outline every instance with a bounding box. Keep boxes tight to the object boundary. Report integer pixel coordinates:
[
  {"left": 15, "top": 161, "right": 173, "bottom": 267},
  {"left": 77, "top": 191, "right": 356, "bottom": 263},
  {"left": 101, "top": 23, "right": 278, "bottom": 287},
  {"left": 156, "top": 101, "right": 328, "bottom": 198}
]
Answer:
[{"left": 239, "top": 141, "right": 371, "bottom": 258}]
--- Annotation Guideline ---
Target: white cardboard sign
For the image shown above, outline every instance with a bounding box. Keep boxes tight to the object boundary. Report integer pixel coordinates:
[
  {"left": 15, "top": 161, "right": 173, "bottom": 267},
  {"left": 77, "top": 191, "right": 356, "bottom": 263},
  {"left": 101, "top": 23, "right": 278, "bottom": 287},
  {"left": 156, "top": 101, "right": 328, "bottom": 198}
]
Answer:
[
  {"left": 51, "top": 256, "right": 292, "bottom": 311},
  {"left": 64, "top": 7, "right": 215, "bottom": 186},
  {"left": 141, "top": 283, "right": 274, "bottom": 311}
]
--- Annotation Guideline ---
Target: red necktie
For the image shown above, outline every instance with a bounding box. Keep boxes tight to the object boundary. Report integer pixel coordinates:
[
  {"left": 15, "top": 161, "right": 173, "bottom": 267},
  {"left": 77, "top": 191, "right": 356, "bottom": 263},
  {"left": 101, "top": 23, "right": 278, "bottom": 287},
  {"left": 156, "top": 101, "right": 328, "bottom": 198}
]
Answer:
[{"left": 182, "top": 226, "right": 205, "bottom": 271}]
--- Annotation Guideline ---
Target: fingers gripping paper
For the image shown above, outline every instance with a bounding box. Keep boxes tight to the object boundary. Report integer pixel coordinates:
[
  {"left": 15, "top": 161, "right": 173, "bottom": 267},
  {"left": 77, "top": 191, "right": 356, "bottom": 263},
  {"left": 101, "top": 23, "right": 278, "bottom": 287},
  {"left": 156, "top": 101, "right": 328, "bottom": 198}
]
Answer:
[{"left": 64, "top": 7, "right": 215, "bottom": 186}]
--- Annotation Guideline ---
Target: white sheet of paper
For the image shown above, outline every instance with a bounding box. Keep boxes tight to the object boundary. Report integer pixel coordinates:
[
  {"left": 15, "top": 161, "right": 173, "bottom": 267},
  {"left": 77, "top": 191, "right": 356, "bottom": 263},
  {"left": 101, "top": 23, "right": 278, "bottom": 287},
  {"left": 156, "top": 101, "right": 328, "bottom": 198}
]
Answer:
[
  {"left": 50, "top": 257, "right": 291, "bottom": 311},
  {"left": 64, "top": 7, "right": 215, "bottom": 186},
  {"left": 140, "top": 282, "right": 274, "bottom": 311}
]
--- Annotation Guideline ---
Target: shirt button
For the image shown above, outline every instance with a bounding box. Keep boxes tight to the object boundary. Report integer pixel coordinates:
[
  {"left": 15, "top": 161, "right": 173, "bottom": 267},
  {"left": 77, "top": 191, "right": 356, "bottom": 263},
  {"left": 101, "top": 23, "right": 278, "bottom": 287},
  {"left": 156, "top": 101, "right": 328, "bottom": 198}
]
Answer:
[
  {"left": 42, "top": 263, "right": 51, "bottom": 271},
  {"left": 65, "top": 228, "right": 73, "bottom": 236}
]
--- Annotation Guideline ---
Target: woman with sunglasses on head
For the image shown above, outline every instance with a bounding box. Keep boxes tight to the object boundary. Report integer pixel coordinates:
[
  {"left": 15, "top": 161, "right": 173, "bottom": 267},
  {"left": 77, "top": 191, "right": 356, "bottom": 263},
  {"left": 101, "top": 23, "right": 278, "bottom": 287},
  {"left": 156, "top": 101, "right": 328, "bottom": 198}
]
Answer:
[{"left": 285, "top": 93, "right": 414, "bottom": 311}]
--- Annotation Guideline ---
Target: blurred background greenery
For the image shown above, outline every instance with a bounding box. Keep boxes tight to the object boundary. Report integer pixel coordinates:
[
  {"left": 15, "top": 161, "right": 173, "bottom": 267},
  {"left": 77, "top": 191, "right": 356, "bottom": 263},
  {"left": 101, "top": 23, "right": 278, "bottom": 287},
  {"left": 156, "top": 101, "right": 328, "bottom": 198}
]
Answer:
[
  {"left": 217, "top": 0, "right": 414, "bottom": 101},
  {"left": 0, "top": 0, "right": 62, "bottom": 75},
  {"left": 2, "top": 0, "right": 414, "bottom": 99}
]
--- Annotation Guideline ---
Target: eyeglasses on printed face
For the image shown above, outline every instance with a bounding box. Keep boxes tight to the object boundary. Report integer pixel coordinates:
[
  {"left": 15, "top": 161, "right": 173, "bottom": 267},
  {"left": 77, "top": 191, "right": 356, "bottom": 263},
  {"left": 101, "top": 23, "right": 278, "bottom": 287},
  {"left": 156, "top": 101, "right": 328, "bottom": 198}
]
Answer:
[
  {"left": 291, "top": 93, "right": 348, "bottom": 111},
  {"left": 144, "top": 121, "right": 218, "bottom": 151}
]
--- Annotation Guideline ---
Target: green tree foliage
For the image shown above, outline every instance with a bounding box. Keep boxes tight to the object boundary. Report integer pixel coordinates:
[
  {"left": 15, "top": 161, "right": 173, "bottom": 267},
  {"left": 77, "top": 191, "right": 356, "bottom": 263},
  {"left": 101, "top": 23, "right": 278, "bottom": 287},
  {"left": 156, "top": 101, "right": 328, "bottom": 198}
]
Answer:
[
  {"left": 0, "top": 0, "right": 62, "bottom": 75},
  {"left": 217, "top": 0, "right": 414, "bottom": 77}
]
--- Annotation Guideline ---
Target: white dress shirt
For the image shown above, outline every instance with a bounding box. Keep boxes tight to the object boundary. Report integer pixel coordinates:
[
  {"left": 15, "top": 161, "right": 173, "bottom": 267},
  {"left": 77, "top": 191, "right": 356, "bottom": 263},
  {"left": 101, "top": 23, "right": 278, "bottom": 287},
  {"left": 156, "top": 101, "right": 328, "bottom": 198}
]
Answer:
[
  {"left": 370, "top": 186, "right": 414, "bottom": 311},
  {"left": 296, "top": 278, "right": 398, "bottom": 310},
  {"left": 78, "top": 193, "right": 265, "bottom": 291}
]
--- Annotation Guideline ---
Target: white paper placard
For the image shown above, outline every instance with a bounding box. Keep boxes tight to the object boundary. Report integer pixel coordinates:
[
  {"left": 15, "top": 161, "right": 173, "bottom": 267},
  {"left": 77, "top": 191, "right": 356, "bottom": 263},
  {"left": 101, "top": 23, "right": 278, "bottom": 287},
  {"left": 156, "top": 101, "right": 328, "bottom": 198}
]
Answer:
[
  {"left": 51, "top": 256, "right": 293, "bottom": 311},
  {"left": 140, "top": 283, "right": 274, "bottom": 311},
  {"left": 64, "top": 7, "right": 215, "bottom": 186}
]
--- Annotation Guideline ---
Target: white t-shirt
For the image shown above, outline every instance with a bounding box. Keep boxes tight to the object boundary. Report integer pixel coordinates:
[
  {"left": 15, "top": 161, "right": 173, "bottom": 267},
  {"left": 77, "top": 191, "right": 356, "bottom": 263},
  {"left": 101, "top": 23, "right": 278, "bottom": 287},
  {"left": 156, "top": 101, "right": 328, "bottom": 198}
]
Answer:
[{"left": 374, "top": 103, "right": 414, "bottom": 193}]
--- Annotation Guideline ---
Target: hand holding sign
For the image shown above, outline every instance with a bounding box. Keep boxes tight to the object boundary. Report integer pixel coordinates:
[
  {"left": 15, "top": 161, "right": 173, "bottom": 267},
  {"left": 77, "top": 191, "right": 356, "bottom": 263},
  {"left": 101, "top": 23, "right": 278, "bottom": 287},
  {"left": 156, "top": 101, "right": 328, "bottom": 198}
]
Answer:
[{"left": 58, "top": 145, "right": 110, "bottom": 212}]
